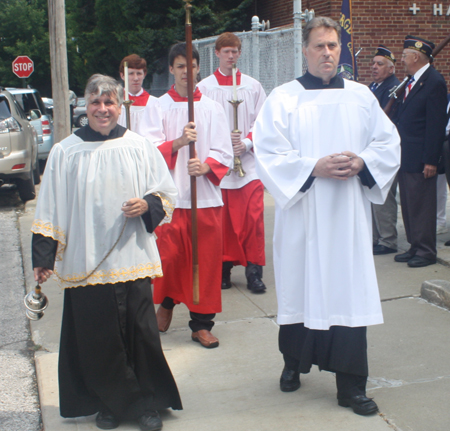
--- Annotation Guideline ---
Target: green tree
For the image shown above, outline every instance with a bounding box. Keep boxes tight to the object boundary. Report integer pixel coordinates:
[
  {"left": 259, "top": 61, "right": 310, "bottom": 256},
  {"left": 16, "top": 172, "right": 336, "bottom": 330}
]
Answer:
[
  {"left": 66, "top": 0, "right": 253, "bottom": 91},
  {"left": 0, "top": 0, "right": 50, "bottom": 94},
  {"left": 0, "top": 0, "right": 253, "bottom": 97}
]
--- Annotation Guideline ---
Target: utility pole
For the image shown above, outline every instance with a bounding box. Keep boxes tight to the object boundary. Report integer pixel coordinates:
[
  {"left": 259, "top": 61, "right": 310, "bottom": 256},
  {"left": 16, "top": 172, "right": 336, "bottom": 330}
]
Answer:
[
  {"left": 48, "top": 0, "right": 71, "bottom": 142},
  {"left": 293, "top": 0, "right": 302, "bottom": 78}
]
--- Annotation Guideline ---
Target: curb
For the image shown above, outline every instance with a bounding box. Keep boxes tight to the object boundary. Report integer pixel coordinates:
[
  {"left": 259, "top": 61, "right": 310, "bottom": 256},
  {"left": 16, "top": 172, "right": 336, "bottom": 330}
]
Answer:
[{"left": 421, "top": 279, "right": 450, "bottom": 310}]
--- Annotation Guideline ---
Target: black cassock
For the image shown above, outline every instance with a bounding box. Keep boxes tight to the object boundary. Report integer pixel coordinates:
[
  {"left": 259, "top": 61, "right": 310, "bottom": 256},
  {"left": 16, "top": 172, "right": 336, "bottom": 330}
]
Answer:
[{"left": 32, "top": 125, "right": 182, "bottom": 419}]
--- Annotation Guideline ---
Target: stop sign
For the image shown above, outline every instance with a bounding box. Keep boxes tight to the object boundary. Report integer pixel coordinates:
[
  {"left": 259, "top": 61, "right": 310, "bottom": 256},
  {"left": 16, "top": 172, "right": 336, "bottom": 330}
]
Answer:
[{"left": 12, "top": 56, "right": 34, "bottom": 78}]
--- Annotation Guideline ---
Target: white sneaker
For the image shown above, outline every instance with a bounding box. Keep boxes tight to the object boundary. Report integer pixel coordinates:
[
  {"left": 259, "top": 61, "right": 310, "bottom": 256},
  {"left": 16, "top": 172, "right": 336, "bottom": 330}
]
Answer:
[{"left": 437, "top": 225, "right": 448, "bottom": 235}]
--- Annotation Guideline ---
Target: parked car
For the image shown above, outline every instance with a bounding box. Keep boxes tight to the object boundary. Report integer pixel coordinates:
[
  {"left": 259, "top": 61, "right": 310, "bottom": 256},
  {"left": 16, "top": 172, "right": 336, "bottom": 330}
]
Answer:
[
  {"left": 7, "top": 87, "right": 55, "bottom": 160},
  {"left": 73, "top": 97, "right": 88, "bottom": 127},
  {"left": 42, "top": 97, "right": 53, "bottom": 116},
  {"left": 0, "top": 88, "right": 40, "bottom": 202}
]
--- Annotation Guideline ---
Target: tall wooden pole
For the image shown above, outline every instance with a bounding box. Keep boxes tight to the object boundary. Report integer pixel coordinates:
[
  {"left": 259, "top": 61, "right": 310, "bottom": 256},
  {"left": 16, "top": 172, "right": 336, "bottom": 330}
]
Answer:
[
  {"left": 48, "top": 0, "right": 71, "bottom": 142},
  {"left": 184, "top": 0, "right": 200, "bottom": 305}
]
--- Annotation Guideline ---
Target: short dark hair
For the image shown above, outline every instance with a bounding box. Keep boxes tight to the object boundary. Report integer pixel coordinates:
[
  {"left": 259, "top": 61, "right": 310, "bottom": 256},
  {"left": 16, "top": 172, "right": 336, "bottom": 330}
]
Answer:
[
  {"left": 303, "top": 17, "right": 341, "bottom": 47},
  {"left": 119, "top": 54, "right": 147, "bottom": 74},
  {"left": 168, "top": 42, "right": 200, "bottom": 67}
]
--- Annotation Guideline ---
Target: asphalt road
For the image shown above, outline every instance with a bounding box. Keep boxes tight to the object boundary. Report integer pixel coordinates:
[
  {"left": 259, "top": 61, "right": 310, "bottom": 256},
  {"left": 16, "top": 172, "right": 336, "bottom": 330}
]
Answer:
[{"left": 0, "top": 185, "right": 42, "bottom": 431}]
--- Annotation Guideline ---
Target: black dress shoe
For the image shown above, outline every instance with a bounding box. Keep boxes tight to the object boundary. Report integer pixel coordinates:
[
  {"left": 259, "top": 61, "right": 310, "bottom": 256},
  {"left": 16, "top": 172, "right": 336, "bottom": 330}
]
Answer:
[
  {"left": 394, "top": 251, "right": 414, "bottom": 262},
  {"left": 246, "top": 262, "right": 266, "bottom": 294},
  {"left": 373, "top": 245, "right": 397, "bottom": 255},
  {"left": 407, "top": 255, "right": 437, "bottom": 268},
  {"left": 222, "top": 278, "right": 232, "bottom": 289},
  {"left": 248, "top": 278, "right": 267, "bottom": 293},
  {"left": 222, "top": 262, "right": 233, "bottom": 289},
  {"left": 280, "top": 366, "right": 301, "bottom": 392},
  {"left": 138, "top": 410, "right": 162, "bottom": 431},
  {"left": 338, "top": 395, "right": 378, "bottom": 415},
  {"left": 96, "top": 410, "right": 119, "bottom": 430}
]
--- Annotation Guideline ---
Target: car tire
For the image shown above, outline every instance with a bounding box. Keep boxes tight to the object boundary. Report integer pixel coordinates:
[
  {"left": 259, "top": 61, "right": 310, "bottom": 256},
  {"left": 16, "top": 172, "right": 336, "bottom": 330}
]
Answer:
[
  {"left": 77, "top": 115, "right": 88, "bottom": 127},
  {"left": 39, "top": 159, "right": 47, "bottom": 173},
  {"left": 17, "top": 174, "right": 36, "bottom": 202},
  {"left": 33, "top": 154, "right": 41, "bottom": 185}
]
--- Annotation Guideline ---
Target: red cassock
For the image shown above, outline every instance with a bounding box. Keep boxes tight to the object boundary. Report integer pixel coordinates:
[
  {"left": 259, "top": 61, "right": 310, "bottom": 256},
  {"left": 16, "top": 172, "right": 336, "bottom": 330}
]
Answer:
[
  {"left": 222, "top": 180, "right": 265, "bottom": 266},
  {"left": 153, "top": 207, "right": 223, "bottom": 314},
  {"left": 152, "top": 87, "right": 233, "bottom": 314},
  {"left": 198, "top": 69, "right": 267, "bottom": 267}
]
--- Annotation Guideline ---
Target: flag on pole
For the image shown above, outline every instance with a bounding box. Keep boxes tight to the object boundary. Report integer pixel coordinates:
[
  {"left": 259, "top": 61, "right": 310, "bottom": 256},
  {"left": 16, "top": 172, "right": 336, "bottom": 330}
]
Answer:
[{"left": 338, "top": 0, "right": 358, "bottom": 80}]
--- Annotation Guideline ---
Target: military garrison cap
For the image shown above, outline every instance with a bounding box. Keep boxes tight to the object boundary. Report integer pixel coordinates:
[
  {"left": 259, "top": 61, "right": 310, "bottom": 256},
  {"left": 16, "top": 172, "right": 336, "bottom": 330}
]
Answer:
[
  {"left": 403, "top": 35, "right": 434, "bottom": 57},
  {"left": 374, "top": 45, "right": 396, "bottom": 63}
]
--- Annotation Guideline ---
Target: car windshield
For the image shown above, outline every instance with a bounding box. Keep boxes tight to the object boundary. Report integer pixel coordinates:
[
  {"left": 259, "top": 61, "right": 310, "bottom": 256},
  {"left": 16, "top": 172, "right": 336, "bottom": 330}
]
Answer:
[{"left": 0, "top": 97, "right": 12, "bottom": 120}]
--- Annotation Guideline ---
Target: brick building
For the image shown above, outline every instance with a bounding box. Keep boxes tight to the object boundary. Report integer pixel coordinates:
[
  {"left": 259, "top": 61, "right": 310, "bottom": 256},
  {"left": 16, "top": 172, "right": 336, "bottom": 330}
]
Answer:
[{"left": 254, "top": 0, "right": 450, "bottom": 87}]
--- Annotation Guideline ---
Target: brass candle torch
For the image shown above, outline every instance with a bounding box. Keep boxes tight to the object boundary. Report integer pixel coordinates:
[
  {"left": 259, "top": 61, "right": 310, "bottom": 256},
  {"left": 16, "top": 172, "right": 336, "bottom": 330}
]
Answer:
[
  {"left": 122, "top": 61, "right": 134, "bottom": 130},
  {"left": 123, "top": 99, "right": 134, "bottom": 130},
  {"left": 227, "top": 99, "right": 245, "bottom": 177}
]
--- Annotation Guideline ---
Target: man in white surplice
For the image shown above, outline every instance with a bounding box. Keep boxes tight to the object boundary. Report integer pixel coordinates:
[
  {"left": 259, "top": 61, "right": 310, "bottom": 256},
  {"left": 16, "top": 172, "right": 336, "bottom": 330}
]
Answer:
[
  {"left": 31, "top": 75, "right": 182, "bottom": 430},
  {"left": 254, "top": 17, "right": 400, "bottom": 416}
]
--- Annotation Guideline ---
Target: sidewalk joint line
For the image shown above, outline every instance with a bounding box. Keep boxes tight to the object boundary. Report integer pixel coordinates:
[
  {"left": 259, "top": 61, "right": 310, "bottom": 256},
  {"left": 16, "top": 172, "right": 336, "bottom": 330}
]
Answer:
[{"left": 381, "top": 294, "right": 420, "bottom": 302}]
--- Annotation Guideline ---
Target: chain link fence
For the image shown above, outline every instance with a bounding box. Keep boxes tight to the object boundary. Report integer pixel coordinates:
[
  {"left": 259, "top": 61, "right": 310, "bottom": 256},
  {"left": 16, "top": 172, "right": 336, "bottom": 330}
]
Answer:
[{"left": 150, "top": 20, "right": 308, "bottom": 97}]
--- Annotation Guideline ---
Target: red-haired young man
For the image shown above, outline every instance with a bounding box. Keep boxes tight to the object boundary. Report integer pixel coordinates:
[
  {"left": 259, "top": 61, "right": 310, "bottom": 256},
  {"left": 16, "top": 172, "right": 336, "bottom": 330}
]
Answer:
[
  {"left": 198, "top": 32, "right": 267, "bottom": 294},
  {"left": 118, "top": 54, "right": 165, "bottom": 143}
]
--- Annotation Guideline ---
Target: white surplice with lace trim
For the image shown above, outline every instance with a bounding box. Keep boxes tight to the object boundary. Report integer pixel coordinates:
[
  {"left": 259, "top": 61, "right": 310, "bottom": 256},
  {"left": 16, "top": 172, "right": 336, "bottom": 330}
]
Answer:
[{"left": 31, "top": 129, "right": 178, "bottom": 289}]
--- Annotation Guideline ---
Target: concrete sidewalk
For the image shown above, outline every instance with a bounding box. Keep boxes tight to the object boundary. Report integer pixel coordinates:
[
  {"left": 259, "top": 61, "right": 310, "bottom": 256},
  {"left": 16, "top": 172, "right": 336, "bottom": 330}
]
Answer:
[{"left": 20, "top": 191, "right": 450, "bottom": 431}]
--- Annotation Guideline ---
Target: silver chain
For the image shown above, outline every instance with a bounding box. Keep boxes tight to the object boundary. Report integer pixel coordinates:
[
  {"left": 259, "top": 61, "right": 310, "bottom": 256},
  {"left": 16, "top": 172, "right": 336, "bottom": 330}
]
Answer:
[{"left": 55, "top": 218, "right": 129, "bottom": 284}]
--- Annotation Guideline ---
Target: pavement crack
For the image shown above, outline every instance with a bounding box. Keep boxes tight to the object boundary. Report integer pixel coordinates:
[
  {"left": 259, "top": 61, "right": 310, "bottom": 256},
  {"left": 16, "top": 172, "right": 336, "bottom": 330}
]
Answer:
[
  {"left": 232, "top": 284, "right": 273, "bottom": 317},
  {"left": 0, "top": 339, "right": 31, "bottom": 349},
  {"left": 381, "top": 294, "right": 420, "bottom": 302},
  {"left": 369, "top": 374, "right": 450, "bottom": 390},
  {"left": 379, "top": 412, "right": 404, "bottom": 431}
]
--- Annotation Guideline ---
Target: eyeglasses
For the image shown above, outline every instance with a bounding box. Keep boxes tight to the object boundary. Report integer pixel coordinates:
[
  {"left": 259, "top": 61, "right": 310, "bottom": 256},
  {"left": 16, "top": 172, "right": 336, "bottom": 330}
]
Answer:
[{"left": 401, "top": 53, "right": 413, "bottom": 59}]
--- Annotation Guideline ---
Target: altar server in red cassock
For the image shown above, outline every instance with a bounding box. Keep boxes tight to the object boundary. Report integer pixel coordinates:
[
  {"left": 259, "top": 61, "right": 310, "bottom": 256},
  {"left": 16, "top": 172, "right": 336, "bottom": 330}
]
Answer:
[
  {"left": 198, "top": 32, "right": 267, "bottom": 294},
  {"left": 153, "top": 43, "right": 233, "bottom": 348},
  {"left": 118, "top": 54, "right": 165, "bottom": 143}
]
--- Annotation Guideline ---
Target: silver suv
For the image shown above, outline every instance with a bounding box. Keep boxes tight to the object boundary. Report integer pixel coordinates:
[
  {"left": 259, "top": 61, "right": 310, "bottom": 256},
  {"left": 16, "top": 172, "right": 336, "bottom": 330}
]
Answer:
[
  {"left": 7, "top": 87, "right": 54, "bottom": 161},
  {"left": 0, "top": 88, "right": 40, "bottom": 202}
]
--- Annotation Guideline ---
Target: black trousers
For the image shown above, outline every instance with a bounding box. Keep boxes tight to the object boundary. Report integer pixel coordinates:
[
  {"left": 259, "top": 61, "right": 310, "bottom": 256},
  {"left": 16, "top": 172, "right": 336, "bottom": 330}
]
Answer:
[
  {"left": 443, "top": 139, "right": 450, "bottom": 188},
  {"left": 398, "top": 170, "right": 437, "bottom": 260},
  {"left": 279, "top": 323, "right": 368, "bottom": 398},
  {"left": 161, "top": 296, "right": 215, "bottom": 332}
]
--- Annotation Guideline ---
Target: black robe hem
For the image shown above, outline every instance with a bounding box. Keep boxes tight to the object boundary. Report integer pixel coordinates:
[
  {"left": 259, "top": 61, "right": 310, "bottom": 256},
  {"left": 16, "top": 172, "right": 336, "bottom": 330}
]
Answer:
[
  {"left": 58, "top": 278, "right": 182, "bottom": 420},
  {"left": 279, "top": 323, "right": 368, "bottom": 377}
]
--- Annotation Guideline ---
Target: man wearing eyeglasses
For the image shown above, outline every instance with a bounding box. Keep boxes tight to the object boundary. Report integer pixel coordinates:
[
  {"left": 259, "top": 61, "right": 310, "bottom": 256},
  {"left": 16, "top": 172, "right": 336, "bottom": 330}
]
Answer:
[{"left": 393, "top": 35, "right": 448, "bottom": 268}]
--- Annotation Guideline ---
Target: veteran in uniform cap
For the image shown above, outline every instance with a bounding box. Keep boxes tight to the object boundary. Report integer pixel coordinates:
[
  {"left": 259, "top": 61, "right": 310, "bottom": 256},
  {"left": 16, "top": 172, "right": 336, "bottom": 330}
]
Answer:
[
  {"left": 369, "top": 45, "right": 401, "bottom": 256},
  {"left": 393, "top": 35, "right": 448, "bottom": 267},
  {"left": 369, "top": 45, "right": 400, "bottom": 109}
]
